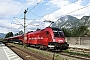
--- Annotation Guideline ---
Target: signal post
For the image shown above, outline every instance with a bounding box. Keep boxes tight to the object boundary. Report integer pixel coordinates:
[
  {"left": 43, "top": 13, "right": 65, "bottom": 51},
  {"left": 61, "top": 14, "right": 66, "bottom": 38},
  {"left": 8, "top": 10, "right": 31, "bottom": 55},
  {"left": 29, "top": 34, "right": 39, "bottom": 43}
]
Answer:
[{"left": 23, "top": 9, "right": 27, "bottom": 45}]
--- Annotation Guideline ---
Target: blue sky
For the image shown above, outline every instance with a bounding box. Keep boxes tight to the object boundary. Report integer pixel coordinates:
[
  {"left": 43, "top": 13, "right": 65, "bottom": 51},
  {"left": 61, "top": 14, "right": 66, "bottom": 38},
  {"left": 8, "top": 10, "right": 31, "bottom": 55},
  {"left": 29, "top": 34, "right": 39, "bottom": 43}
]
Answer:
[{"left": 0, "top": 0, "right": 90, "bottom": 34}]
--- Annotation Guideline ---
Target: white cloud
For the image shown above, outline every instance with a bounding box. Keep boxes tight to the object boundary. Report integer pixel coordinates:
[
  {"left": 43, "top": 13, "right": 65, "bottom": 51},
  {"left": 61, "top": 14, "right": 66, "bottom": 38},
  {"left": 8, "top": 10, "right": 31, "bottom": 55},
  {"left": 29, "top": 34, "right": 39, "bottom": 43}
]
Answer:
[
  {"left": 46, "top": 0, "right": 69, "bottom": 8},
  {"left": 0, "top": 27, "right": 9, "bottom": 34},
  {"left": 44, "top": 0, "right": 90, "bottom": 21},
  {"left": 26, "top": 0, "right": 44, "bottom": 6},
  {"left": 0, "top": 19, "right": 22, "bottom": 33},
  {"left": 0, "top": 20, "right": 11, "bottom": 28},
  {"left": 0, "top": 0, "right": 44, "bottom": 34},
  {"left": 0, "top": 0, "right": 90, "bottom": 34},
  {"left": 0, "top": 0, "right": 43, "bottom": 18},
  {"left": 0, "top": 0, "right": 23, "bottom": 17},
  {"left": 0, "top": 19, "right": 41, "bottom": 34}
]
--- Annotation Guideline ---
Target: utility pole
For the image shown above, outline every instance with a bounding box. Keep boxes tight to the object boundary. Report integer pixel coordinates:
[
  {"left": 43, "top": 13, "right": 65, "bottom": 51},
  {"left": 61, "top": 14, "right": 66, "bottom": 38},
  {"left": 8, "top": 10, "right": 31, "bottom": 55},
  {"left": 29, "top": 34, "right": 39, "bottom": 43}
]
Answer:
[{"left": 24, "top": 9, "right": 28, "bottom": 44}]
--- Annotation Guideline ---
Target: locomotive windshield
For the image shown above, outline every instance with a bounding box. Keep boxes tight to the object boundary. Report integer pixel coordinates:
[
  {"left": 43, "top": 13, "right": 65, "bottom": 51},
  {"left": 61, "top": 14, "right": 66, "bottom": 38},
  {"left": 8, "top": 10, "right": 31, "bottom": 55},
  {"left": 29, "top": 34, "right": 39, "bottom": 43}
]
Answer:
[{"left": 52, "top": 28, "right": 64, "bottom": 37}]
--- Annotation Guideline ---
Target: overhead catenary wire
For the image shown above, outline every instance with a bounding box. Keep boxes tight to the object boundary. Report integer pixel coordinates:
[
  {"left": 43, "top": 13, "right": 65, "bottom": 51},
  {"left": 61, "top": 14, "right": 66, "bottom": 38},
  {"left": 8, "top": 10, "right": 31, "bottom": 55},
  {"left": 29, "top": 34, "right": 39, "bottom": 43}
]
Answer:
[
  {"left": 14, "top": 0, "right": 77, "bottom": 26},
  {"left": 43, "top": 0, "right": 79, "bottom": 22},
  {"left": 29, "top": 0, "right": 79, "bottom": 20},
  {"left": 66, "top": 4, "right": 90, "bottom": 15},
  {"left": 54, "top": 4, "right": 90, "bottom": 26},
  {"left": 30, "top": 12, "right": 44, "bottom": 18},
  {"left": 14, "top": 0, "right": 90, "bottom": 29},
  {"left": 43, "top": 0, "right": 79, "bottom": 26},
  {"left": 15, "top": 0, "right": 31, "bottom": 18},
  {"left": 13, "top": 0, "right": 31, "bottom": 28},
  {"left": 13, "top": 17, "right": 24, "bottom": 27},
  {"left": 25, "top": 0, "right": 85, "bottom": 28},
  {"left": 24, "top": 0, "right": 43, "bottom": 27},
  {"left": 27, "top": 0, "right": 43, "bottom": 15},
  {"left": 27, "top": 0, "right": 79, "bottom": 27},
  {"left": 14, "top": 0, "right": 78, "bottom": 20},
  {"left": 13, "top": 0, "right": 43, "bottom": 27},
  {"left": 26, "top": 19, "right": 36, "bottom": 27},
  {"left": 17, "top": 0, "right": 43, "bottom": 18}
]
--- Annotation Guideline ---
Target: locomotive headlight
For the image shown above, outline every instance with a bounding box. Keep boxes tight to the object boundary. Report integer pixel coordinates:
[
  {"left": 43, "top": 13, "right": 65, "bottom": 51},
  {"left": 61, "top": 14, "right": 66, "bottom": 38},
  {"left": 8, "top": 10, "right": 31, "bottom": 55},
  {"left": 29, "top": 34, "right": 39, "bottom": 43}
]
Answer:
[
  {"left": 58, "top": 40, "right": 63, "bottom": 42},
  {"left": 48, "top": 45, "right": 55, "bottom": 48}
]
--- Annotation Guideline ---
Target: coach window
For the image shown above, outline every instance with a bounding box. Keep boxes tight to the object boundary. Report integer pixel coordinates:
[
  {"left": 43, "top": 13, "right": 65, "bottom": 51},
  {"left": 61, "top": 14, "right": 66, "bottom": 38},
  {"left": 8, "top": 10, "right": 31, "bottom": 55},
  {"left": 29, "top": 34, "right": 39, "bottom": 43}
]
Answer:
[{"left": 46, "top": 31, "right": 49, "bottom": 36}]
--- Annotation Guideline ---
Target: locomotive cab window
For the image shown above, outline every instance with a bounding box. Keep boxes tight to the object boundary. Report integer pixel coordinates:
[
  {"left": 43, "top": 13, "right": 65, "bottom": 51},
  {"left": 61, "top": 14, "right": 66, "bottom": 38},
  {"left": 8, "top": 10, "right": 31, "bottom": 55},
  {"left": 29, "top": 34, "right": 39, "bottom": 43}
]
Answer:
[{"left": 52, "top": 28, "right": 64, "bottom": 37}]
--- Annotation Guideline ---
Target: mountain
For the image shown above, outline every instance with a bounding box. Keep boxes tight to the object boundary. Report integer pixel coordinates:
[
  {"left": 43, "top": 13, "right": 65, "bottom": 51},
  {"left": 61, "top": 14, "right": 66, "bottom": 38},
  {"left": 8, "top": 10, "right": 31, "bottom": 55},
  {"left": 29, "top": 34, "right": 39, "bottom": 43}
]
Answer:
[
  {"left": 0, "top": 33, "right": 6, "bottom": 38},
  {"left": 51, "top": 15, "right": 90, "bottom": 29},
  {"left": 79, "top": 16, "right": 90, "bottom": 26}
]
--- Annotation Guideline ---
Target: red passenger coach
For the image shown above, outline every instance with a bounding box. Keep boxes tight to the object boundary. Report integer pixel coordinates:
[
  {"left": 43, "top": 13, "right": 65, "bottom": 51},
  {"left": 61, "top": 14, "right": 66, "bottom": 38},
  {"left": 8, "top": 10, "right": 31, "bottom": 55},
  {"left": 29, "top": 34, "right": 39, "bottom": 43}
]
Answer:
[{"left": 5, "top": 35, "right": 24, "bottom": 44}]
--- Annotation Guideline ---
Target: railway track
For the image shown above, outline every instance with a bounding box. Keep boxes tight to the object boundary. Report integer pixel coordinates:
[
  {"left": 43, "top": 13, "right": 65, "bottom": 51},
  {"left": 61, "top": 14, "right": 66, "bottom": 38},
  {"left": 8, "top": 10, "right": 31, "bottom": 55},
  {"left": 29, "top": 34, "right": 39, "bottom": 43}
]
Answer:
[
  {"left": 58, "top": 46, "right": 90, "bottom": 60},
  {"left": 59, "top": 52, "right": 90, "bottom": 60},
  {"left": 6, "top": 43, "right": 51, "bottom": 60},
  {"left": 47, "top": 49, "right": 90, "bottom": 60},
  {"left": 68, "top": 47, "right": 90, "bottom": 54},
  {"left": 47, "top": 47, "right": 90, "bottom": 60},
  {"left": 6, "top": 43, "right": 90, "bottom": 60}
]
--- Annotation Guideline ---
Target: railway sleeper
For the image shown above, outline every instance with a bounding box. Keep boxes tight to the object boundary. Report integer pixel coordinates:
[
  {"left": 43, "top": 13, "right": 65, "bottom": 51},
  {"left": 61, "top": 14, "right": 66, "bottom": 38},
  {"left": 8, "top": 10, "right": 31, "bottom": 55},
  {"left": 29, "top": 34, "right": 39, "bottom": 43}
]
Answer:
[{"left": 68, "top": 47, "right": 90, "bottom": 54}]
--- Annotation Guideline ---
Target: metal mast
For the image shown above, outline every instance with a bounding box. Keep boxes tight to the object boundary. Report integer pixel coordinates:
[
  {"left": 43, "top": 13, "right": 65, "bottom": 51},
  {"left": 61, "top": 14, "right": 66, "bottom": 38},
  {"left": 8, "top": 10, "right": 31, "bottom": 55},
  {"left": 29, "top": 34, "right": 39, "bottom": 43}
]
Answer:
[{"left": 24, "top": 9, "right": 28, "bottom": 43}]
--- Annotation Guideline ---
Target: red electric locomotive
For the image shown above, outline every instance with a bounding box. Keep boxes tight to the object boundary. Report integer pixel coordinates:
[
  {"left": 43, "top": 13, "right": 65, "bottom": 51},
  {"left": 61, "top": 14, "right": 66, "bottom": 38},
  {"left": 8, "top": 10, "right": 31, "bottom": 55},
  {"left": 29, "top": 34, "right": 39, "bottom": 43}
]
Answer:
[{"left": 24, "top": 27, "right": 69, "bottom": 50}]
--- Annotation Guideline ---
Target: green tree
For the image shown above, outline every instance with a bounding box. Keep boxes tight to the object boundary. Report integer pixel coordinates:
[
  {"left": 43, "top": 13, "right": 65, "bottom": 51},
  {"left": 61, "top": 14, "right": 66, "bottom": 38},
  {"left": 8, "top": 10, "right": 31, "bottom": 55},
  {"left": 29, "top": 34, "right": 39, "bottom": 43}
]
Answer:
[
  {"left": 14, "top": 33, "right": 19, "bottom": 36},
  {"left": 14, "top": 30, "right": 23, "bottom": 36},
  {"left": 77, "top": 25, "right": 88, "bottom": 36},
  {"left": 71, "top": 25, "right": 88, "bottom": 37},
  {"left": 5, "top": 32, "right": 13, "bottom": 38},
  {"left": 62, "top": 25, "right": 88, "bottom": 37},
  {"left": 62, "top": 28, "right": 71, "bottom": 37},
  {"left": 71, "top": 28, "right": 79, "bottom": 37},
  {"left": 19, "top": 30, "right": 23, "bottom": 35}
]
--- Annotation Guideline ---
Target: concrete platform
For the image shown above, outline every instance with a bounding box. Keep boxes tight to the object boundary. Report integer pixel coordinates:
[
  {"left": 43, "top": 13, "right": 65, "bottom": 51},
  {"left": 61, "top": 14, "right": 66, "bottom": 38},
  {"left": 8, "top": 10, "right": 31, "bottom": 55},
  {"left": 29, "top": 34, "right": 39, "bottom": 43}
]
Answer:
[{"left": 0, "top": 44, "right": 23, "bottom": 60}]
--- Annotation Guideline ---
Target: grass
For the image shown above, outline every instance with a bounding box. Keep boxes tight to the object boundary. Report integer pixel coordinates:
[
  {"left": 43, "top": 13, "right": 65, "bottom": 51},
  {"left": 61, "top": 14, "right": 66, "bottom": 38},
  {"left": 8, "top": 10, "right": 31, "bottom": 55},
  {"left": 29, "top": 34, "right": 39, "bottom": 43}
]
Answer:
[
  {"left": 9, "top": 43, "right": 90, "bottom": 60},
  {"left": 11, "top": 43, "right": 52, "bottom": 57},
  {"left": 10, "top": 43, "right": 70, "bottom": 60},
  {"left": 63, "top": 50, "right": 90, "bottom": 57}
]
